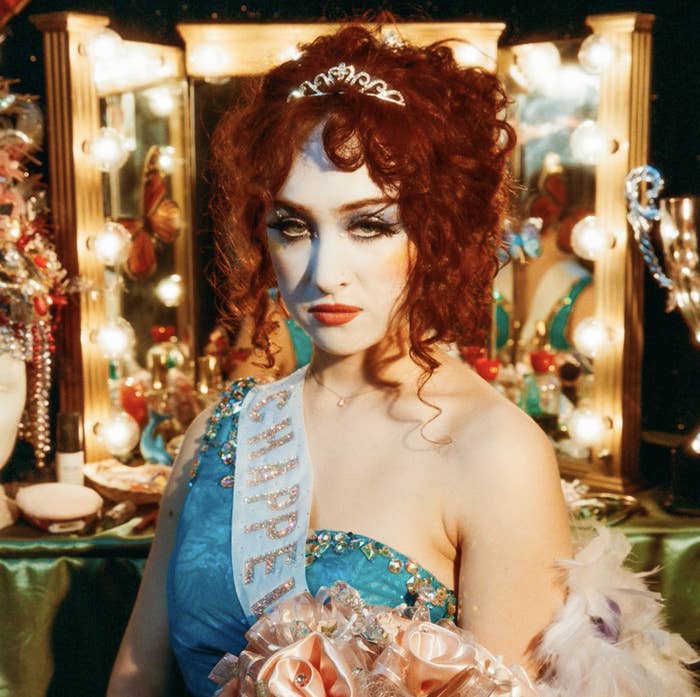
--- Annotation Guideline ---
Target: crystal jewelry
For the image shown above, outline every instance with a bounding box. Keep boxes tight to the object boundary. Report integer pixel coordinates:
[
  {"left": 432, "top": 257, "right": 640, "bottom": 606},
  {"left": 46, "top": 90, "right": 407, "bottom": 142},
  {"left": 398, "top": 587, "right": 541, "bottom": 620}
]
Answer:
[
  {"left": 287, "top": 63, "right": 406, "bottom": 107},
  {"left": 309, "top": 369, "right": 378, "bottom": 407},
  {"left": 0, "top": 79, "right": 70, "bottom": 469}
]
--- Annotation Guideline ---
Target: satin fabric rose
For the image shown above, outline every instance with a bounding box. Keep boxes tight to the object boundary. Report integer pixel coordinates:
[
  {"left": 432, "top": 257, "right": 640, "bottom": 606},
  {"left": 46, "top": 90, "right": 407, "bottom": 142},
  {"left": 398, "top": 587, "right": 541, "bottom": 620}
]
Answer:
[
  {"left": 397, "top": 622, "right": 478, "bottom": 696},
  {"left": 255, "top": 631, "right": 360, "bottom": 697}
]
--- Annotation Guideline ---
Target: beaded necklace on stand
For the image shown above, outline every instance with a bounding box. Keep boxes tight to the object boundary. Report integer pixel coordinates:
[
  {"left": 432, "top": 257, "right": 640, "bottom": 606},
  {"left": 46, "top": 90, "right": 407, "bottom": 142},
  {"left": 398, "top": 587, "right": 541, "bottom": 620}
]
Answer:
[{"left": 0, "top": 80, "right": 70, "bottom": 468}]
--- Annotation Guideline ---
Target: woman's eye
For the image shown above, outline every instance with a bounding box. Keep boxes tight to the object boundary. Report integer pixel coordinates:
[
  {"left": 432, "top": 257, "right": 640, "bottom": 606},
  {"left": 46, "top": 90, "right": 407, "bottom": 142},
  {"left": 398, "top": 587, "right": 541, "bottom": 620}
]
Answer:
[
  {"left": 269, "top": 216, "right": 309, "bottom": 240},
  {"left": 350, "top": 217, "right": 400, "bottom": 240}
]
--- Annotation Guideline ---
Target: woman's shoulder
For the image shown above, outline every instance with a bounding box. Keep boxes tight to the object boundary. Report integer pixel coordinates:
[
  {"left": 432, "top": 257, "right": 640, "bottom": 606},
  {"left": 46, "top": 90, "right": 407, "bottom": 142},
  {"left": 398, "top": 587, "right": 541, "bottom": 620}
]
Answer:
[{"left": 427, "top": 355, "right": 563, "bottom": 510}]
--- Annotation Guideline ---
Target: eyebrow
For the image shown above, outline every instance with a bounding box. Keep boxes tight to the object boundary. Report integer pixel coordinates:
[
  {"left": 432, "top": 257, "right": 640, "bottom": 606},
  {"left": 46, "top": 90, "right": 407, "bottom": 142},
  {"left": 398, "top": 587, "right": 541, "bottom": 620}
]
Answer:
[{"left": 273, "top": 196, "right": 394, "bottom": 217}]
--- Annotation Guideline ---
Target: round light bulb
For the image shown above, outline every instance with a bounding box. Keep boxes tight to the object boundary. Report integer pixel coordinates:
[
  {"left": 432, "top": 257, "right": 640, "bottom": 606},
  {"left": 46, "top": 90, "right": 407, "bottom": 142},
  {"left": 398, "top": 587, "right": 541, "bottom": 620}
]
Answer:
[
  {"left": 91, "top": 221, "right": 131, "bottom": 266},
  {"left": 277, "top": 45, "right": 302, "bottom": 62},
  {"left": 568, "top": 408, "right": 610, "bottom": 447},
  {"left": 96, "top": 412, "right": 140, "bottom": 457},
  {"left": 145, "top": 87, "right": 176, "bottom": 117},
  {"left": 687, "top": 428, "right": 700, "bottom": 456},
  {"left": 572, "top": 317, "right": 610, "bottom": 358},
  {"left": 514, "top": 42, "right": 561, "bottom": 93},
  {"left": 578, "top": 35, "right": 615, "bottom": 75},
  {"left": 570, "top": 120, "right": 607, "bottom": 164},
  {"left": 156, "top": 146, "right": 176, "bottom": 173},
  {"left": 189, "top": 44, "right": 227, "bottom": 77},
  {"left": 94, "top": 318, "right": 136, "bottom": 359},
  {"left": 84, "top": 127, "right": 129, "bottom": 172},
  {"left": 83, "top": 28, "right": 122, "bottom": 62},
  {"left": 452, "top": 43, "right": 482, "bottom": 67},
  {"left": 154, "top": 274, "right": 184, "bottom": 307},
  {"left": 571, "top": 215, "right": 615, "bottom": 260}
]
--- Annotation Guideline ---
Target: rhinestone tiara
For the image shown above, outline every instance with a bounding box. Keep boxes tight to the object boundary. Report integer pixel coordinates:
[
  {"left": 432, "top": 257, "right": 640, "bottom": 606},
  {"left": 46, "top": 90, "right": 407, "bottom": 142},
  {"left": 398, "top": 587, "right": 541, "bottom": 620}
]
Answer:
[{"left": 287, "top": 62, "right": 406, "bottom": 107}]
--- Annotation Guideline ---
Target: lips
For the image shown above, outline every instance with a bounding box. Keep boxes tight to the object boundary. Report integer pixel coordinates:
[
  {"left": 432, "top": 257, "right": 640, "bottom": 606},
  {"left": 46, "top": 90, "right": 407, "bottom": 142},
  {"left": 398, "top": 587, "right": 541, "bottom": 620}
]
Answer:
[{"left": 308, "top": 303, "right": 361, "bottom": 326}]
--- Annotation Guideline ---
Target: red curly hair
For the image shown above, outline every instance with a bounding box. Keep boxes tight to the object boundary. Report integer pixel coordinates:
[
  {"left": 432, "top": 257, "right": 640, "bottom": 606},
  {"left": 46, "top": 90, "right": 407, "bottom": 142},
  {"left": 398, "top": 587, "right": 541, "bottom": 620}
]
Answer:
[{"left": 210, "top": 23, "right": 515, "bottom": 385}]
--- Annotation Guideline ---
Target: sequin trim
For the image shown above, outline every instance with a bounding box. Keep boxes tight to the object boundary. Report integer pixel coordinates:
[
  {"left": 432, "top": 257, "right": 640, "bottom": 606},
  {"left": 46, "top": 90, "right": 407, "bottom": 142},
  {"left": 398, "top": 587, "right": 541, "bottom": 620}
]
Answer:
[
  {"left": 189, "top": 377, "right": 257, "bottom": 482},
  {"left": 243, "top": 544, "right": 297, "bottom": 584},
  {"left": 244, "top": 511, "right": 298, "bottom": 539},
  {"left": 247, "top": 457, "right": 298, "bottom": 486},
  {"left": 248, "top": 418, "right": 293, "bottom": 460},
  {"left": 244, "top": 485, "right": 300, "bottom": 510},
  {"left": 249, "top": 389, "right": 291, "bottom": 423},
  {"left": 251, "top": 578, "right": 296, "bottom": 617},
  {"left": 305, "top": 530, "right": 457, "bottom": 619}
]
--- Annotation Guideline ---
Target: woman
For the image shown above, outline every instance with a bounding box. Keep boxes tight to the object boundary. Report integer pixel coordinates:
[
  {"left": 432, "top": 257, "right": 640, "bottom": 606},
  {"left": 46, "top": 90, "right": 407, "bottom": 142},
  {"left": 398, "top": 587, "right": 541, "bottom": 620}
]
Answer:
[{"left": 108, "top": 24, "right": 697, "bottom": 697}]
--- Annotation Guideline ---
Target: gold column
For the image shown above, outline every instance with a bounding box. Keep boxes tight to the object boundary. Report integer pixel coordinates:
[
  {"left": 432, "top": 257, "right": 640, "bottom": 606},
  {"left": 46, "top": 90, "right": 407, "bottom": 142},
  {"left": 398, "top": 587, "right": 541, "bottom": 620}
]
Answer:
[
  {"left": 30, "top": 12, "right": 111, "bottom": 461},
  {"left": 563, "top": 13, "right": 654, "bottom": 491}
]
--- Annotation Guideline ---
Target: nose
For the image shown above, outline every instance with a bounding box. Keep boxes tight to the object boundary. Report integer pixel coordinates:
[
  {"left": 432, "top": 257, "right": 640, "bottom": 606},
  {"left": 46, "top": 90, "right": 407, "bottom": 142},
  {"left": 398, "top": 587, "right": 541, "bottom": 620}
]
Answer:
[{"left": 307, "top": 229, "right": 349, "bottom": 294}]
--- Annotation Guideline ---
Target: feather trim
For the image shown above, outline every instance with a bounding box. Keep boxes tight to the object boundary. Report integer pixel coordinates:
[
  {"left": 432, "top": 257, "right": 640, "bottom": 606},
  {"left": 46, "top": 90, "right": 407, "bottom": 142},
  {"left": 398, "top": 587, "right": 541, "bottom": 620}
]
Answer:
[{"left": 533, "top": 526, "right": 698, "bottom": 697}]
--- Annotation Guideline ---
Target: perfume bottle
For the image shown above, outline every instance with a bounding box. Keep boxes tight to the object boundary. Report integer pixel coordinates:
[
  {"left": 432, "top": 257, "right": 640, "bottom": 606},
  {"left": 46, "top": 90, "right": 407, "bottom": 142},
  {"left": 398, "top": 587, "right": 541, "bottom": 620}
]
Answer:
[
  {"left": 527, "top": 350, "right": 561, "bottom": 435},
  {"left": 55, "top": 412, "right": 84, "bottom": 486}
]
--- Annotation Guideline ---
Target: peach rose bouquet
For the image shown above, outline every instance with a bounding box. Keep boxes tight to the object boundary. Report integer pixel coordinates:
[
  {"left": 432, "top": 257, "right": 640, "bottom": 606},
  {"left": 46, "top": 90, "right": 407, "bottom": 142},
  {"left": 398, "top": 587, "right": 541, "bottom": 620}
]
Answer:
[{"left": 208, "top": 582, "right": 537, "bottom": 697}]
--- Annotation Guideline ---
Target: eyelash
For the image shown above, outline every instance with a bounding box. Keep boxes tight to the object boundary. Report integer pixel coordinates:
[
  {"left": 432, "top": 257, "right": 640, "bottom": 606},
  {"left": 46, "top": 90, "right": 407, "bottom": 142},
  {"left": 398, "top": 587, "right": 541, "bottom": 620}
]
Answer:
[{"left": 268, "top": 214, "right": 400, "bottom": 243}]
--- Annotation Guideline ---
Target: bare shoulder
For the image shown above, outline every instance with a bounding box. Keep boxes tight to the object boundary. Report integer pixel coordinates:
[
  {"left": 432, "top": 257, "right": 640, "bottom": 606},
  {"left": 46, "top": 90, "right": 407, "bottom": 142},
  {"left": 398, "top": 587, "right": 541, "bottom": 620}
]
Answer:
[{"left": 428, "top": 356, "right": 569, "bottom": 544}]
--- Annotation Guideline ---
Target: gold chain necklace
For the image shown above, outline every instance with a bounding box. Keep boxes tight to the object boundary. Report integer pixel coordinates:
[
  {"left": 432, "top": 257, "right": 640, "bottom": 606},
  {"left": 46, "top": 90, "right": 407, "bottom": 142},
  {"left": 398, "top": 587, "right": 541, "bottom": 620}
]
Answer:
[{"left": 309, "top": 370, "right": 378, "bottom": 407}]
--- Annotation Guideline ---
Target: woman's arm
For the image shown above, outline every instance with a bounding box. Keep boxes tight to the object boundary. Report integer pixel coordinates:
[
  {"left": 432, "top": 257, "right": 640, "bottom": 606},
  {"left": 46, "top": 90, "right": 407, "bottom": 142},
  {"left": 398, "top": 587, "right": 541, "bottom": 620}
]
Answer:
[
  {"left": 450, "top": 403, "right": 571, "bottom": 673},
  {"left": 106, "top": 408, "right": 210, "bottom": 697}
]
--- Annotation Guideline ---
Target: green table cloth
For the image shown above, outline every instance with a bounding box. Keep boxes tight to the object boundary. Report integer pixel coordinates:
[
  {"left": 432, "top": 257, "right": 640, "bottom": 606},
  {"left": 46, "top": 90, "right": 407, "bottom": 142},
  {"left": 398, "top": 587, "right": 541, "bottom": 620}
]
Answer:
[{"left": 0, "top": 489, "right": 698, "bottom": 697}]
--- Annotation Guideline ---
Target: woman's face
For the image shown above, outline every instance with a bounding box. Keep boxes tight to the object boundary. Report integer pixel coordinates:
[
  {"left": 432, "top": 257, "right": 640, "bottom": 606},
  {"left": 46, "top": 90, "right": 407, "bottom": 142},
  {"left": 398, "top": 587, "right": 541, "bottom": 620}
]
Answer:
[{"left": 266, "top": 127, "right": 412, "bottom": 358}]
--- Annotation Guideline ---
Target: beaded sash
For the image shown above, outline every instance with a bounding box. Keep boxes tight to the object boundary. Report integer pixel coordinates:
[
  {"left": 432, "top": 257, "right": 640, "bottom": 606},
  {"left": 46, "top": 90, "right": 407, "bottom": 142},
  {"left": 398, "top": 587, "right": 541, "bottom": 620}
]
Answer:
[{"left": 231, "top": 367, "right": 312, "bottom": 623}]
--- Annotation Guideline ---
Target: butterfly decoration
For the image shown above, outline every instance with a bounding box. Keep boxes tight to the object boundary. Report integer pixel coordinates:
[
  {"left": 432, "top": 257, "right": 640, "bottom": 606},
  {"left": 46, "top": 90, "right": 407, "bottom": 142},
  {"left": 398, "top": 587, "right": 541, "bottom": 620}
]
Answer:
[
  {"left": 499, "top": 217, "right": 543, "bottom": 266},
  {"left": 119, "top": 145, "right": 182, "bottom": 279}
]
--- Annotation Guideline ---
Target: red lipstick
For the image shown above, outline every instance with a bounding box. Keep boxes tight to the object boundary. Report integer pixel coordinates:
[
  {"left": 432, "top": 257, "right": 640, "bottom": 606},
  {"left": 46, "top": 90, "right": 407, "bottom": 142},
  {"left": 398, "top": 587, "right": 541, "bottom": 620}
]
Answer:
[{"left": 308, "top": 303, "right": 361, "bottom": 326}]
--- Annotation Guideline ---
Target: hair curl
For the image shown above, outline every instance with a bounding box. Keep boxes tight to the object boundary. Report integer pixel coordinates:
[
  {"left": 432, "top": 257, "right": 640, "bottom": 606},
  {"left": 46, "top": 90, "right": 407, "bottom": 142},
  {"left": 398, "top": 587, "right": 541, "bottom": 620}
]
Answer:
[{"left": 210, "top": 23, "right": 515, "bottom": 386}]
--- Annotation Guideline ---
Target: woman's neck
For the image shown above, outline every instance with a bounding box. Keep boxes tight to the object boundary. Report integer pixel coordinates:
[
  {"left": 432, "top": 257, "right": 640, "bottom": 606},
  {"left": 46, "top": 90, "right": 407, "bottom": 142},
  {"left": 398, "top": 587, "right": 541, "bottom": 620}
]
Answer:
[{"left": 307, "top": 343, "right": 424, "bottom": 395}]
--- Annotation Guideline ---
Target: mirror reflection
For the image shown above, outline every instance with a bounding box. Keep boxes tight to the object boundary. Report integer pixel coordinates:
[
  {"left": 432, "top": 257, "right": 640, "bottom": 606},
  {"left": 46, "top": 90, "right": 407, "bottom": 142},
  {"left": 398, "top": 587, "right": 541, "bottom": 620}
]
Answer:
[{"left": 494, "top": 36, "right": 607, "bottom": 461}]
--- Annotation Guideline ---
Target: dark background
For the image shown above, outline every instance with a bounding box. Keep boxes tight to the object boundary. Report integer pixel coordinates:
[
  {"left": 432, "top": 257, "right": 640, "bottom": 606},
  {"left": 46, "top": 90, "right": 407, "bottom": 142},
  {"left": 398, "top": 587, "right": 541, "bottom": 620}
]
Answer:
[{"left": 1, "top": 0, "right": 698, "bottom": 483}]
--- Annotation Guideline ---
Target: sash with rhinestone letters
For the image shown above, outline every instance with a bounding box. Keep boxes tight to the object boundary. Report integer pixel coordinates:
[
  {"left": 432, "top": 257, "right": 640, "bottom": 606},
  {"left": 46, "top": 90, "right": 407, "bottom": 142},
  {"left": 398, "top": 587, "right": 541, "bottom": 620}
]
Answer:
[{"left": 231, "top": 367, "right": 312, "bottom": 624}]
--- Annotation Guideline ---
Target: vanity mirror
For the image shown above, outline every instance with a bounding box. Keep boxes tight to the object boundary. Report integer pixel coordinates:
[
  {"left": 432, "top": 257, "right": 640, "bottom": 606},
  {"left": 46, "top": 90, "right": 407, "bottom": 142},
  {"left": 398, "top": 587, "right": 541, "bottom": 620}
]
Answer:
[
  {"left": 497, "top": 13, "right": 654, "bottom": 491},
  {"left": 31, "top": 13, "right": 194, "bottom": 461}
]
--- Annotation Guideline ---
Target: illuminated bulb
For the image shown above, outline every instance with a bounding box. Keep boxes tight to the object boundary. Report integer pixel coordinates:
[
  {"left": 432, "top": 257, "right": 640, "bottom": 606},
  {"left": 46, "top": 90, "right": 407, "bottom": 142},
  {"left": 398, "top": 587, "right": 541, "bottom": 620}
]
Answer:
[
  {"left": 578, "top": 35, "right": 615, "bottom": 74},
  {"left": 568, "top": 408, "right": 611, "bottom": 447},
  {"left": 277, "top": 45, "right": 302, "bottom": 62},
  {"left": 452, "top": 43, "right": 482, "bottom": 67},
  {"left": 155, "top": 274, "right": 184, "bottom": 307},
  {"left": 84, "top": 127, "right": 129, "bottom": 172},
  {"left": 572, "top": 317, "right": 610, "bottom": 358},
  {"left": 7, "top": 218, "right": 21, "bottom": 240},
  {"left": 660, "top": 210, "right": 679, "bottom": 243},
  {"left": 514, "top": 42, "right": 561, "bottom": 93},
  {"left": 554, "top": 65, "right": 589, "bottom": 101},
  {"left": 688, "top": 428, "right": 700, "bottom": 456},
  {"left": 570, "top": 120, "right": 607, "bottom": 164},
  {"left": 94, "top": 318, "right": 136, "bottom": 359},
  {"left": 571, "top": 215, "right": 615, "bottom": 260},
  {"left": 96, "top": 412, "right": 140, "bottom": 458},
  {"left": 189, "top": 44, "right": 227, "bottom": 77},
  {"left": 157, "top": 146, "right": 176, "bottom": 173},
  {"left": 145, "top": 87, "right": 175, "bottom": 117},
  {"left": 83, "top": 28, "right": 122, "bottom": 62},
  {"left": 90, "top": 220, "right": 131, "bottom": 266}
]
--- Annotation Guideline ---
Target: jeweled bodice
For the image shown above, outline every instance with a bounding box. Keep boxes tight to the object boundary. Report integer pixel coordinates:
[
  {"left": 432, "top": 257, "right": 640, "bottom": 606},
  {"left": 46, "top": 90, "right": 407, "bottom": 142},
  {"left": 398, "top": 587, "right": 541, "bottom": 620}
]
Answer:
[{"left": 167, "top": 368, "right": 456, "bottom": 697}]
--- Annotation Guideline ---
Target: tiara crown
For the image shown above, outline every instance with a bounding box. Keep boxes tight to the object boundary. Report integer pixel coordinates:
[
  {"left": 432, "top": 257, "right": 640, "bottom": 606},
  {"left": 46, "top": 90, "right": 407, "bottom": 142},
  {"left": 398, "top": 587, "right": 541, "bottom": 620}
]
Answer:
[{"left": 287, "top": 63, "right": 405, "bottom": 107}]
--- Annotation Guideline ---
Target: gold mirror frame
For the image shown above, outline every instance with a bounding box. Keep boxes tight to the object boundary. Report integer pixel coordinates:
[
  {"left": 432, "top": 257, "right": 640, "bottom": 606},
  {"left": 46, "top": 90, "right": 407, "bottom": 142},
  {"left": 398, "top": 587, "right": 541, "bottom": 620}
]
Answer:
[
  {"left": 29, "top": 13, "right": 652, "bottom": 491},
  {"left": 498, "top": 13, "right": 654, "bottom": 491},
  {"left": 31, "top": 12, "right": 195, "bottom": 462}
]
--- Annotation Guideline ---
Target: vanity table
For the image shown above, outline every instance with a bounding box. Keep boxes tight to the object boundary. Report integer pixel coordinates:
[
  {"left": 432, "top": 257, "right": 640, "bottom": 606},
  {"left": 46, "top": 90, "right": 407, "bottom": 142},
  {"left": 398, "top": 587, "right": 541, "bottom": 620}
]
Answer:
[{"left": 0, "top": 488, "right": 698, "bottom": 697}]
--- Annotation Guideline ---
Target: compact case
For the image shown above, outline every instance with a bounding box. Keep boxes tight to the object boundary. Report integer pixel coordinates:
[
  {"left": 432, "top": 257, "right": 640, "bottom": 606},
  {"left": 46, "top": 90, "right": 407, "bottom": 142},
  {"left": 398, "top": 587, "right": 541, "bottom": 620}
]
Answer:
[{"left": 16, "top": 482, "right": 103, "bottom": 533}]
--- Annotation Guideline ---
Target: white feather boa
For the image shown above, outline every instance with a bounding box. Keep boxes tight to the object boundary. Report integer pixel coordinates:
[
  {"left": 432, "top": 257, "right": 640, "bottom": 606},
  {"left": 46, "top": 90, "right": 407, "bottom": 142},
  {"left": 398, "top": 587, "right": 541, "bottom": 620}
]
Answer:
[{"left": 532, "top": 526, "right": 699, "bottom": 697}]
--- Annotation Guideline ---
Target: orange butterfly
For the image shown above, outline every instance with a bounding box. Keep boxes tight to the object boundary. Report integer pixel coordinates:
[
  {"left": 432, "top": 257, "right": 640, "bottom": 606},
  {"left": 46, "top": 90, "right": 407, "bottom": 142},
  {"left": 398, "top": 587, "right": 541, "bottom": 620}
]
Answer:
[{"left": 120, "top": 145, "right": 182, "bottom": 279}]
